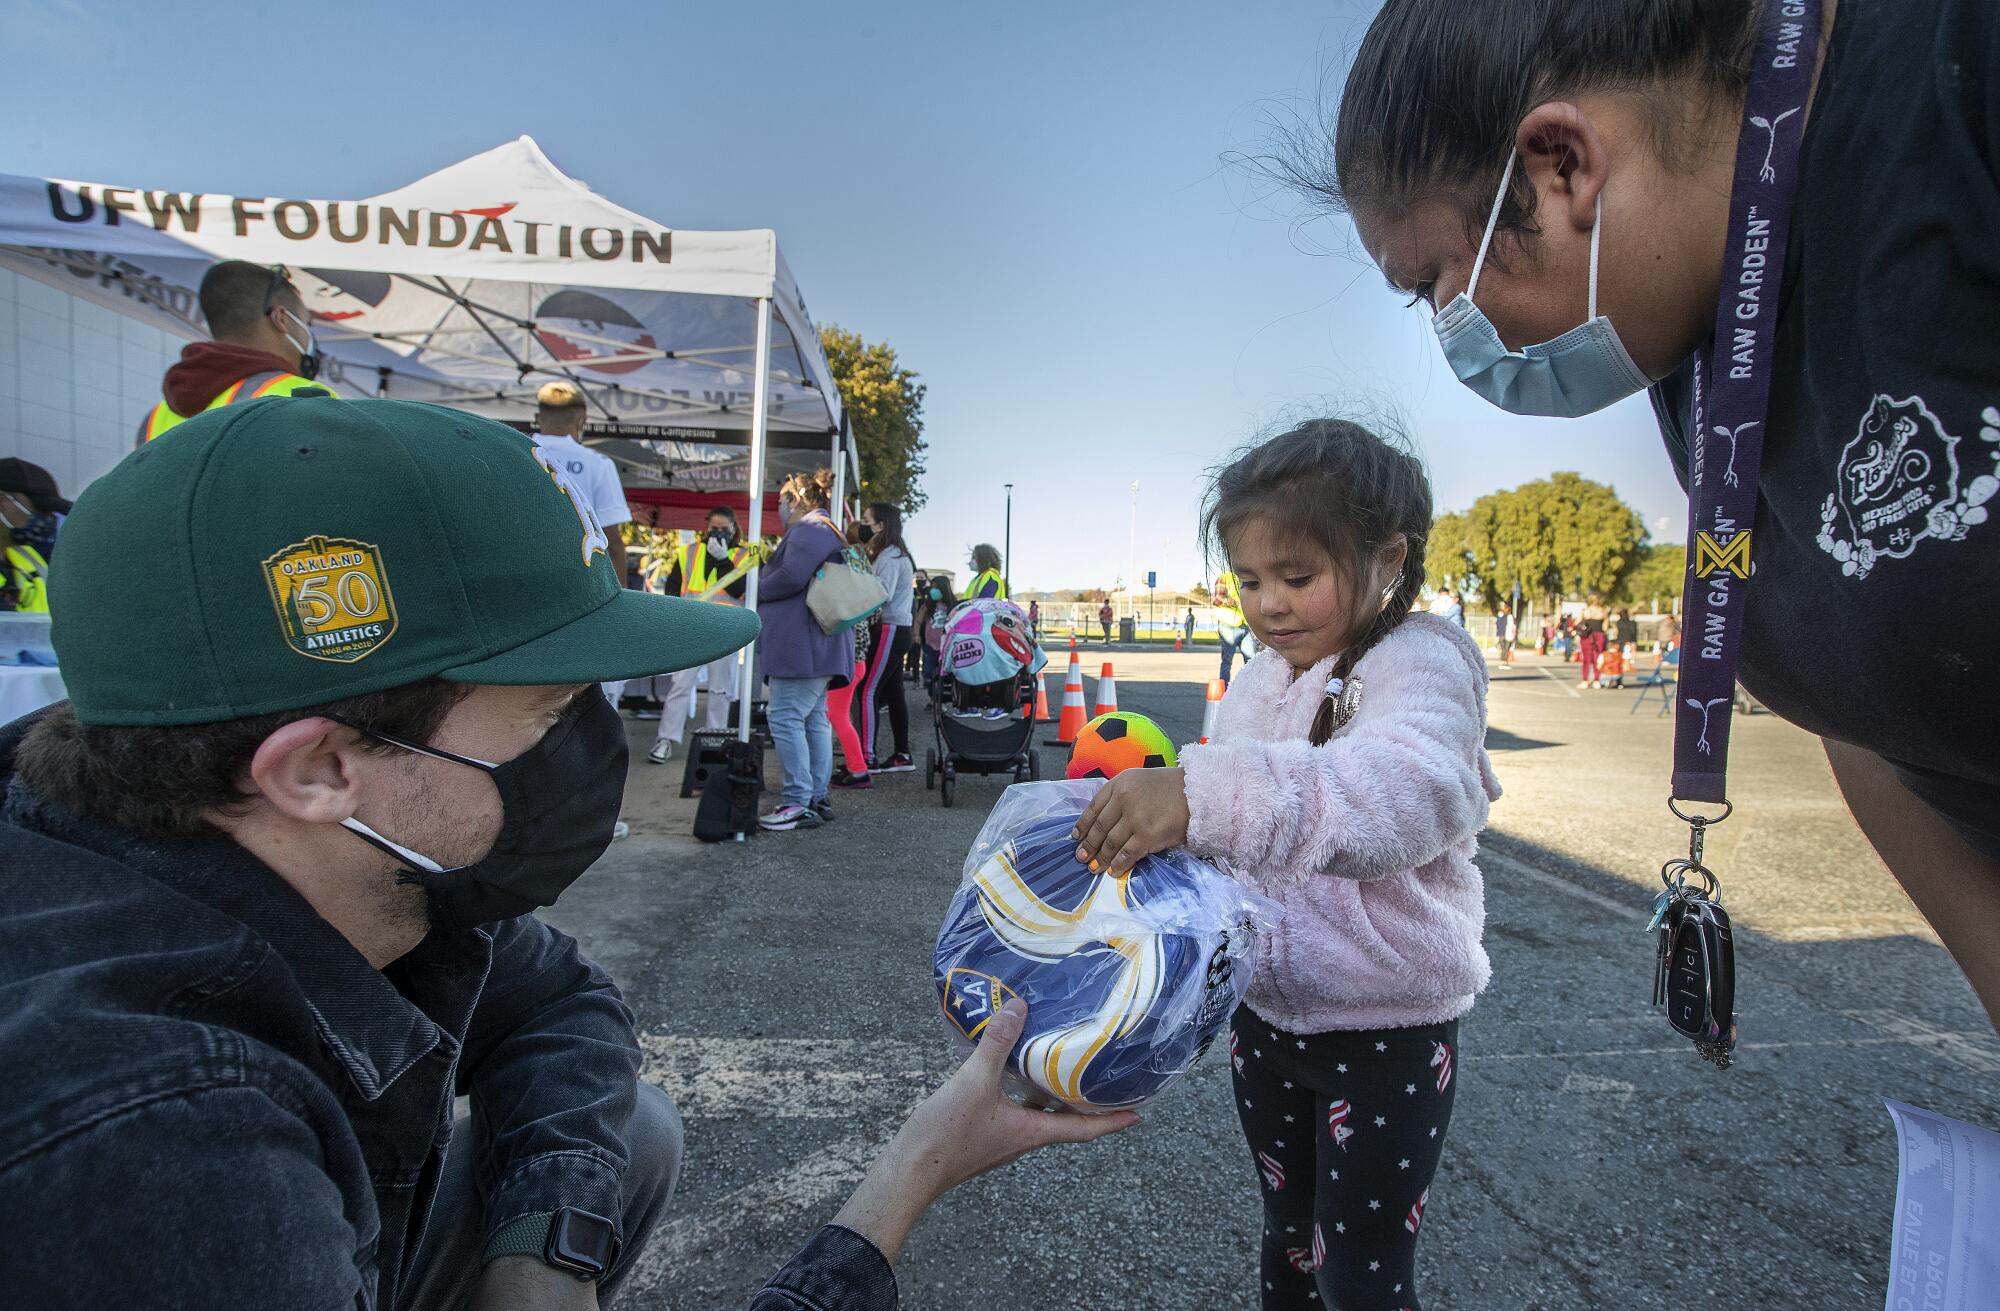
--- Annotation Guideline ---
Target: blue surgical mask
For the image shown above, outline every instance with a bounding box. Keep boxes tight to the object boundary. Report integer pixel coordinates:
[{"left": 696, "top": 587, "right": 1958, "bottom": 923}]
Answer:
[{"left": 1432, "top": 152, "right": 1651, "bottom": 418}]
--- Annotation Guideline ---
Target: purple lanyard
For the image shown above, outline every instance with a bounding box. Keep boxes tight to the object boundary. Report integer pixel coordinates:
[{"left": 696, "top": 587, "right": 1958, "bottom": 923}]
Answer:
[{"left": 1673, "top": 0, "right": 1823, "bottom": 811}]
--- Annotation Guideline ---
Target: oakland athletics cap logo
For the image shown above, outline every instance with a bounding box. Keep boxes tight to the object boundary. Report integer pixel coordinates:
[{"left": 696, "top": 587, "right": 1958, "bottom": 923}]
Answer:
[{"left": 263, "top": 535, "right": 399, "bottom": 663}]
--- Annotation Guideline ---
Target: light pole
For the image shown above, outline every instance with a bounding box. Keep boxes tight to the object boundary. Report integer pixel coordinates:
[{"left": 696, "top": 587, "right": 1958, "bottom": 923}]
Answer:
[
  {"left": 1003, "top": 483, "right": 1013, "bottom": 596},
  {"left": 1126, "top": 481, "right": 1139, "bottom": 613}
]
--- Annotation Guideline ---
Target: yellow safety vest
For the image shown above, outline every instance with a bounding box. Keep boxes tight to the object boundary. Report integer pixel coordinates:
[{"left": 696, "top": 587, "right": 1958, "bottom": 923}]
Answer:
[
  {"left": 969, "top": 568, "right": 1007, "bottom": 601},
  {"left": 1214, "top": 572, "right": 1245, "bottom": 626},
  {"left": 681, "top": 542, "right": 747, "bottom": 605},
  {"left": 5, "top": 543, "right": 49, "bottom": 612},
  {"left": 139, "top": 371, "right": 328, "bottom": 443}
]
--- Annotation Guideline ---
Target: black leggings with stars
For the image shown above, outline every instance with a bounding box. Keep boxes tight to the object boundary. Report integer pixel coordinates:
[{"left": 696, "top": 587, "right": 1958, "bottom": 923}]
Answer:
[{"left": 1229, "top": 1006, "right": 1460, "bottom": 1311}]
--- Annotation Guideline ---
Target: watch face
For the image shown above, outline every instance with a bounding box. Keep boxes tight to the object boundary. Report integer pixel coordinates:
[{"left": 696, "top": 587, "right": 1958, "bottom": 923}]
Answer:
[{"left": 548, "top": 1208, "right": 617, "bottom": 1275}]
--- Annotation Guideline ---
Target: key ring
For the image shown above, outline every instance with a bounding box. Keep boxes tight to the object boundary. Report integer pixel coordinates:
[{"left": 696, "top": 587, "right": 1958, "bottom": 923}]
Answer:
[{"left": 1658, "top": 858, "right": 1718, "bottom": 900}]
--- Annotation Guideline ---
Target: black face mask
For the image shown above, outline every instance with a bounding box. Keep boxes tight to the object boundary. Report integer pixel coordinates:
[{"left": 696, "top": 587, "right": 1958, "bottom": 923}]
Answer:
[
  {"left": 856, "top": 523, "right": 876, "bottom": 544},
  {"left": 337, "top": 690, "right": 630, "bottom": 930}
]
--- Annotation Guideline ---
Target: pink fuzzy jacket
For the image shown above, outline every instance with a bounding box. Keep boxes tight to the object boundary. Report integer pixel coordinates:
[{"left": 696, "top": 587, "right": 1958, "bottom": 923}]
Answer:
[{"left": 1180, "top": 613, "right": 1501, "bottom": 1033}]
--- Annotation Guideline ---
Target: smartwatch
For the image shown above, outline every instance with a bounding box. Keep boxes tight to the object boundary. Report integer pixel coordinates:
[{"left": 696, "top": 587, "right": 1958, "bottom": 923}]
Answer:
[{"left": 483, "top": 1206, "right": 618, "bottom": 1280}]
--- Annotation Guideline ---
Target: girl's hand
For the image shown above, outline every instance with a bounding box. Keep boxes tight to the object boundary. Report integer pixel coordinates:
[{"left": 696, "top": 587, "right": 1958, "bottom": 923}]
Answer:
[{"left": 1071, "top": 767, "right": 1190, "bottom": 877}]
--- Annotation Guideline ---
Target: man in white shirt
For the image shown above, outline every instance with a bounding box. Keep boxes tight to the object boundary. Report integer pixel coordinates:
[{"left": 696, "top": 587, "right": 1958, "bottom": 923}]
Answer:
[{"left": 530, "top": 381, "right": 630, "bottom": 585}]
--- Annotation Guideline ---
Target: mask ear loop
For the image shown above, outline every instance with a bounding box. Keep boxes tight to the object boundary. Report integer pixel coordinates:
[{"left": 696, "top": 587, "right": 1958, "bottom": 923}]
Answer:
[
  {"left": 1465, "top": 151, "right": 1518, "bottom": 305},
  {"left": 1588, "top": 190, "right": 1602, "bottom": 320}
]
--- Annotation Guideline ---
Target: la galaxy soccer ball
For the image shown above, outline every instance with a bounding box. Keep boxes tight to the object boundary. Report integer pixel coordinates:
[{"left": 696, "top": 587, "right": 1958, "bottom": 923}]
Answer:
[
  {"left": 1066, "top": 711, "right": 1179, "bottom": 780},
  {"left": 934, "top": 814, "right": 1241, "bottom": 1111}
]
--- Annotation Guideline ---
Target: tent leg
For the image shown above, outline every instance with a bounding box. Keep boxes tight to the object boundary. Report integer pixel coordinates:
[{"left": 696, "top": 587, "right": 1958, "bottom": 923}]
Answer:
[
  {"left": 830, "top": 409, "right": 847, "bottom": 518},
  {"left": 738, "top": 297, "right": 774, "bottom": 748}
]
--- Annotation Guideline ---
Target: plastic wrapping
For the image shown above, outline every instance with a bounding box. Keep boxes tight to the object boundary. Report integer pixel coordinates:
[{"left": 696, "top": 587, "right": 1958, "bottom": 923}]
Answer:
[{"left": 933, "top": 779, "right": 1279, "bottom": 1113}]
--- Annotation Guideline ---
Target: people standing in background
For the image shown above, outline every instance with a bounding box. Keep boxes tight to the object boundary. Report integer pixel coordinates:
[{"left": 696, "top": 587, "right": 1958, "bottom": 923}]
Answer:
[
  {"left": 1213, "top": 572, "right": 1253, "bottom": 686},
  {"left": 1098, "top": 599, "right": 1114, "bottom": 644},
  {"left": 907, "top": 576, "right": 929, "bottom": 679},
  {"left": 967, "top": 545, "right": 1007, "bottom": 600},
  {"left": 647, "top": 507, "right": 749, "bottom": 764},
  {"left": 0, "top": 459, "right": 67, "bottom": 613},
  {"left": 1027, "top": 599, "right": 1041, "bottom": 631},
  {"left": 859, "top": 502, "right": 917, "bottom": 775},
  {"left": 920, "top": 577, "right": 957, "bottom": 705},
  {"left": 1578, "top": 592, "right": 1608, "bottom": 689},
  {"left": 1428, "top": 588, "right": 1464, "bottom": 627},
  {"left": 829, "top": 520, "right": 876, "bottom": 791},
  {"left": 1184, "top": 606, "right": 1197, "bottom": 642},
  {"left": 1614, "top": 607, "right": 1640, "bottom": 655},
  {"left": 1494, "top": 600, "right": 1515, "bottom": 665},
  {"left": 529, "top": 382, "right": 630, "bottom": 587},
  {"left": 137, "top": 261, "right": 329, "bottom": 446},
  {"left": 755, "top": 469, "right": 854, "bottom": 832}
]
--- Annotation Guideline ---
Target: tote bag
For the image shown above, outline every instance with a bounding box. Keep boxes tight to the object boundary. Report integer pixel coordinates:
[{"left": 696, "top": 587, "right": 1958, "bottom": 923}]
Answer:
[{"left": 807, "top": 546, "right": 890, "bottom": 634}]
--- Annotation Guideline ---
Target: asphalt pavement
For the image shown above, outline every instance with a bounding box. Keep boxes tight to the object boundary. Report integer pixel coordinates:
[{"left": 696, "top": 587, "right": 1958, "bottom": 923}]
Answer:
[{"left": 546, "top": 649, "right": 1999, "bottom": 1311}]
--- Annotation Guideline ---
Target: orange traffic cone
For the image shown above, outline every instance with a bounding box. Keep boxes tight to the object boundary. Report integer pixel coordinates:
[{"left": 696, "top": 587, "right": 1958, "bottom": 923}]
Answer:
[
  {"left": 1094, "top": 663, "right": 1119, "bottom": 717},
  {"left": 1173, "top": 635, "right": 1183, "bottom": 651},
  {"left": 1033, "top": 672, "right": 1054, "bottom": 723},
  {"left": 1198, "top": 678, "right": 1226, "bottom": 744},
  {"left": 1051, "top": 662, "right": 1088, "bottom": 746}
]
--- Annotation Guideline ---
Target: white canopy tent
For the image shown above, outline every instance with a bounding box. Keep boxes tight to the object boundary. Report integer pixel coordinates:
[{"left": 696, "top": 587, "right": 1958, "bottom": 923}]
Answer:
[{"left": 0, "top": 136, "right": 854, "bottom": 743}]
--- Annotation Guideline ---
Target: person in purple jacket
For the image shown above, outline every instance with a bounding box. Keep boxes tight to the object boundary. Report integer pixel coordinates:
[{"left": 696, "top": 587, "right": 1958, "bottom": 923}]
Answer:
[
  {"left": 1074, "top": 421, "right": 1497, "bottom": 1311},
  {"left": 755, "top": 469, "right": 856, "bottom": 831}
]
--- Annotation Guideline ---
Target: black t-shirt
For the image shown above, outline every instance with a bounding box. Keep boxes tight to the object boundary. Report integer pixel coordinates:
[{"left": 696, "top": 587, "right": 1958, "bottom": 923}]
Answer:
[{"left": 1650, "top": 0, "right": 2000, "bottom": 854}]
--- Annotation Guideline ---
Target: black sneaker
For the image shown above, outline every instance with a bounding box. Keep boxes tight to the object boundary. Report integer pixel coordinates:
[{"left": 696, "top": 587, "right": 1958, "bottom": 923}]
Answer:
[
  {"left": 876, "top": 753, "right": 916, "bottom": 774},
  {"left": 812, "top": 798, "right": 835, "bottom": 823},
  {"left": 831, "top": 768, "right": 873, "bottom": 789}
]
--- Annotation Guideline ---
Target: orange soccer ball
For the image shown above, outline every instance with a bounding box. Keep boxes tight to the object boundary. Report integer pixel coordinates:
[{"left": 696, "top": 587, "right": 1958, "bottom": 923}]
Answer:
[{"left": 1066, "top": 712, "right": 1179, "bottom": 780}]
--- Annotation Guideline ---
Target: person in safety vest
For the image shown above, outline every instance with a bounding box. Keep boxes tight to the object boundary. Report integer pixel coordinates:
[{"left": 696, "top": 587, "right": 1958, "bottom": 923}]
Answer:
[
  {"left": 0, "top": 458, "right": 67, "bottom": 613},
  {"left": 647, "top": 507, "right": 751, "bottom": 763},
  {"left": 966, "top": 543, "right": 1007, "bottom": 600},
  {"left": 137, "top": 262, "right": 330, "bottom": 446},
  {"left": 1213, "top": 570, "right": 1256, "bottom": 687}
]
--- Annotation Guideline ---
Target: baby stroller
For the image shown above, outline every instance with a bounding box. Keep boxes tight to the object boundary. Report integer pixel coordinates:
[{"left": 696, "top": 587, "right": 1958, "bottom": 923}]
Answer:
[{"left": 925, "top": 599, "right": 1047, "bottom": 808}]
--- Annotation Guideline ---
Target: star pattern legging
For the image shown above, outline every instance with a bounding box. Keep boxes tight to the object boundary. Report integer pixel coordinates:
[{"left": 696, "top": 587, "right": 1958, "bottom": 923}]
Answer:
[{"left": 1229, "top": 1007, "right": 1460, "bottom": 1311}]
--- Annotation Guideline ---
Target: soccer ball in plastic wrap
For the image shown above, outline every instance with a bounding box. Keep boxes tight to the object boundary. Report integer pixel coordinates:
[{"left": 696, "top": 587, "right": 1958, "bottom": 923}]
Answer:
[
  {"left": 1066, "top": 711, "right": 1179, "bottom": 780},
  {"left": 933, "top": 785, "right": 1274, "bottom": 1113}
]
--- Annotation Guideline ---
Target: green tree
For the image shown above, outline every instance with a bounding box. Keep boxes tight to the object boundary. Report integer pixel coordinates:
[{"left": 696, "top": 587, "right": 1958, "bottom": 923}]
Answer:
[
  {"left": 1425, "top": 510, "right": 1479, "bottom": 596},
  {"left": 1434, "top": 472, "right": 1646, "bottom": 613},
  {"left": 819, "top": 324, "right": 929, "bottom": 515},
  {"left": 1613, "top": 542, "right": 1687, "bottom": 611}
]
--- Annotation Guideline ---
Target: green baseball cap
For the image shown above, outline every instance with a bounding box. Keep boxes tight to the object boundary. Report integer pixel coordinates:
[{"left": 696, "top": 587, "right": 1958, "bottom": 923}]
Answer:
[{"left": 50, "top": 394, "right": 759, "bottom": 725}]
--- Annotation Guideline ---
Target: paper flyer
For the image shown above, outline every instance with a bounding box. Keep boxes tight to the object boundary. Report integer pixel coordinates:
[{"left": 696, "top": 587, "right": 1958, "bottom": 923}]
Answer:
[{"left": 1882, "top": 1098, "right": 2000, "bottom": 1311}]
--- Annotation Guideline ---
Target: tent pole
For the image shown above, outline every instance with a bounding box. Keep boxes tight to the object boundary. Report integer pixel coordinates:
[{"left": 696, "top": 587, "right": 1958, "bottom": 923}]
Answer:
[
  {"left": 738, "top": 296, "right": 774, "bottom": 752},
  {"left": 830, "top": 410, "right": 847, "bottom": 519}
]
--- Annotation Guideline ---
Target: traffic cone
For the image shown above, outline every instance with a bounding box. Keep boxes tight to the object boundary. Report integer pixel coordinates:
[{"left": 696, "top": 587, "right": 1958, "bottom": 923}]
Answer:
[
  {"left": 1094, "top": 663, "right": 1119, "bottom": 717},
  {"left": 1173, "top": 635, "right": 1183, "bottom": 651},
  {"left": 1198, "top": 678, "right": 1226, "bottom": 744},
  {"left": 1050, "top": 662, "right": 1088, "bottom": 746},
  {"left": 1033, "top": 672, "right": 1054, "bottom": 723}
]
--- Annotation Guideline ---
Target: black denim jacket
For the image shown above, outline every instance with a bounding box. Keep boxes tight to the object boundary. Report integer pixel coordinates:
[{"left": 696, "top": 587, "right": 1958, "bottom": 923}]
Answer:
[
  {"left": 0, "top": 727, "right": 643, "bottom": 1309},
  {"left": 0, "top": 718, "right": 902, "bottom": 1310}
]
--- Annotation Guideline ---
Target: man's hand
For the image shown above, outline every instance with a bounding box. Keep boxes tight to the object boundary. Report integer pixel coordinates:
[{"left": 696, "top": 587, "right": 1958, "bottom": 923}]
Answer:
[
  {"left": 466, "top": 1255, "right": 598, "bottom": 1311},
  {"left": 1072, "top": 766, "right": 1191, "bottom": 877},
  {"left": 831, "top": 1000, "right": 1138, "bottom": 1264}
]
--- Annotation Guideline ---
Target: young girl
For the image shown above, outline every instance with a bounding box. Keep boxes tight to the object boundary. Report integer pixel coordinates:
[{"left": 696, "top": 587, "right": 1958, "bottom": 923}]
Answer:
[{"left": 1073, "top": 420, "right": 1498, "bottom": 1310}]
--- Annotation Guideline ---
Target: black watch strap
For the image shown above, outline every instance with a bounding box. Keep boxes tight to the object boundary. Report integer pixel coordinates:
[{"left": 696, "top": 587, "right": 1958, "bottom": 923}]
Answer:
[{"left": 482, "top": 1207, "right": 617, "bottom": 1280}]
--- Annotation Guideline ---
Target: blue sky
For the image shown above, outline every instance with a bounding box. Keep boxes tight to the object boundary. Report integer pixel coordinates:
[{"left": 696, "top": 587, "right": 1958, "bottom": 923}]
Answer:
[{"left": 2, "top": 0, "right": 1686, "bottom": 592}]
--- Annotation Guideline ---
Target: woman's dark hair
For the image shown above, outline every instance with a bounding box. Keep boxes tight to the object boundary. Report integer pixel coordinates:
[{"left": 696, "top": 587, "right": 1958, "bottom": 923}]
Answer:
[
  {"left": 969, "top": 543, "right": 1002, "bottom": 573},
  {"left": 1201, "top": 419, "right": 1432, "bottom": 745},
  {"left": 866, "top": 500, "right": 909, "bottom": 561},
  {"left": 16, "top": 679, "right": 471, "bottom": 842},
  {"left": 779, "top": 467, "right": 833, "bottom": 510},
  {"left": 1287, "top": 0, "right": 1760, "bottom": 248}
]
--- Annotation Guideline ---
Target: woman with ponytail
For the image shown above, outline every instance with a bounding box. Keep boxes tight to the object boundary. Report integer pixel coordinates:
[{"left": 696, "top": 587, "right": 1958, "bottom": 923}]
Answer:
[{"left": 1073, "top": 420, "right": 1499, "bottom": 1310}]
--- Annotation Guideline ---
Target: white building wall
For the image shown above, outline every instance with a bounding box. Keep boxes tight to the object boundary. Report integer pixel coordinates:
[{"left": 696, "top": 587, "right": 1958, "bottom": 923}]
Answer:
[{"left": 0, "top": 268, "right": 185, "bottom": 501}]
